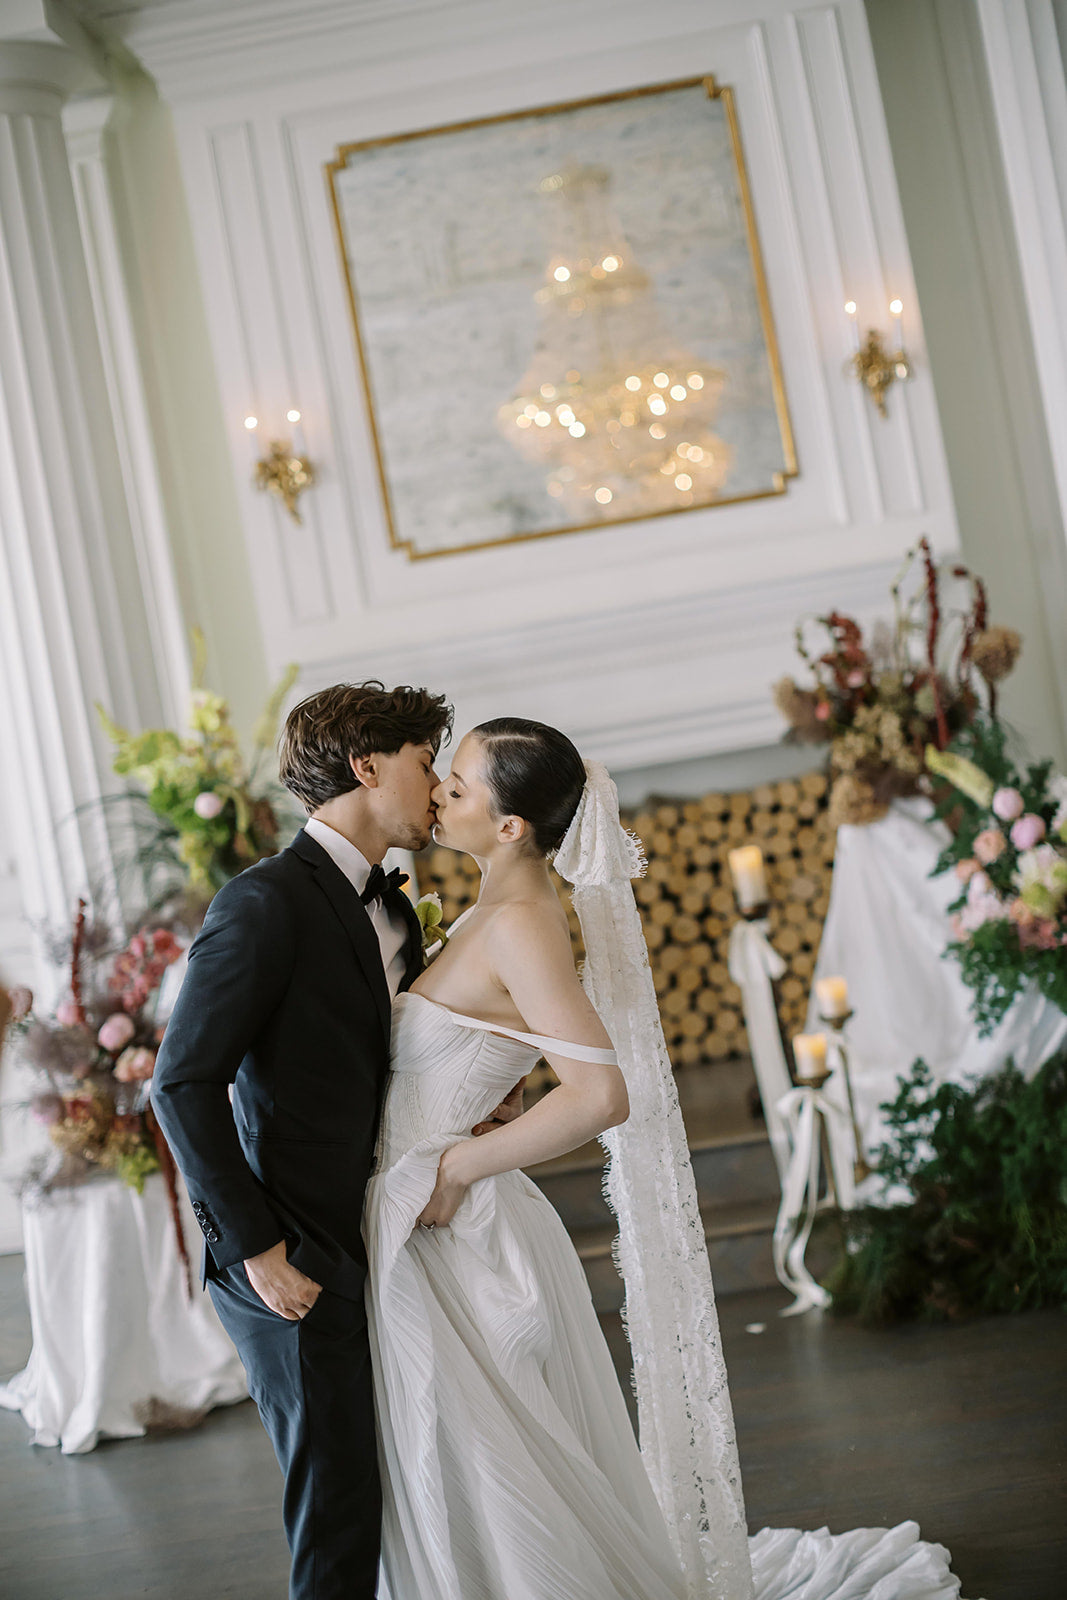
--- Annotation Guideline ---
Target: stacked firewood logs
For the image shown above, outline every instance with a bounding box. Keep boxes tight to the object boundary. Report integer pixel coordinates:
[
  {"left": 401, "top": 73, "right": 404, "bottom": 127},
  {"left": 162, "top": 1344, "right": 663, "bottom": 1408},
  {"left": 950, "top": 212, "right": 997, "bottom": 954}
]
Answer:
[{"left": 416, "top": 769, "right": 835, "bottom": 1085}]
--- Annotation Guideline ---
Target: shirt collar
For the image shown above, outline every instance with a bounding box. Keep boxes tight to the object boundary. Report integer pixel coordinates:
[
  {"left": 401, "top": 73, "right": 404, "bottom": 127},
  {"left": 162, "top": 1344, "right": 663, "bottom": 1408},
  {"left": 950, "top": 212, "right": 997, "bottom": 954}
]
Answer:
[{"left": 304, "top": 818, "right": 375, "bottom": 897}]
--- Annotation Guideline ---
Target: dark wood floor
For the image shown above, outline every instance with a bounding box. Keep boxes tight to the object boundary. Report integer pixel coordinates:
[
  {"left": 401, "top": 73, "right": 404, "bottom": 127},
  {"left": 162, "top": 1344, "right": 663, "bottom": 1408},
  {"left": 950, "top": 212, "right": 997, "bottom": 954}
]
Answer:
[{"left": 0, "top": 1253, "right": 1063, "bottom": 1599}]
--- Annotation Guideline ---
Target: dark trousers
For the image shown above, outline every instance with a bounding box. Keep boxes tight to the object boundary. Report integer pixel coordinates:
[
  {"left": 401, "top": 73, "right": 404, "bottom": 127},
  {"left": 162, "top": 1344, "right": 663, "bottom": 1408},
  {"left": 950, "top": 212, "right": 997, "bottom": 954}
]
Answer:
[{"left": 209, "top": 1263, "right": 381, "bottom": 1600}]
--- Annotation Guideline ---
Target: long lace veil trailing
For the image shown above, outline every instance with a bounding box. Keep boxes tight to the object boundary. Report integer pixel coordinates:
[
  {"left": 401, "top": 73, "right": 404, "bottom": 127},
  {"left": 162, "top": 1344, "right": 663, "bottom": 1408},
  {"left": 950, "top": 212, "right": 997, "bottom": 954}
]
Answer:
[{"left": 554, "top": 763, "right": 755, "bottom": 1600}]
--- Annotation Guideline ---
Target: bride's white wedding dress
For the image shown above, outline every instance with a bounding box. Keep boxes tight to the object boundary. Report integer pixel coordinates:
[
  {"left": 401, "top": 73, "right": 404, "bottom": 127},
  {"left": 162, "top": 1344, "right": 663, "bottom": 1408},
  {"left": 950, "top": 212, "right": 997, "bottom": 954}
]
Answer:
[{"left": 365, "top": 989, "right": 968, "bottom": 1600}]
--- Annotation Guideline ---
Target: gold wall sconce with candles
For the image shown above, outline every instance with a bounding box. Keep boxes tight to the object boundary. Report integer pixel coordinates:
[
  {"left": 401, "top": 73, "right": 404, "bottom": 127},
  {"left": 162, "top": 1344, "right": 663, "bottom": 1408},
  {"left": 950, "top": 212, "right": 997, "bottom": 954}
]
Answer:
[
  {"left": 844, "top": 298, "right": 912, "bottom": 418},
  {"left": 244, "top": 411, "right": 316, "bottom": 524}
]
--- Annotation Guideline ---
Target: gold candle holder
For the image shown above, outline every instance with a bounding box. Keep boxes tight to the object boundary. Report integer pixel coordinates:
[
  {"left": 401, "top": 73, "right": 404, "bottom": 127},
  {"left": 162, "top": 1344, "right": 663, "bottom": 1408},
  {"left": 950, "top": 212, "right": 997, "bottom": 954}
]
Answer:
[{"left": 817, "top": 1007, "right": 872, "bottom": 1183}]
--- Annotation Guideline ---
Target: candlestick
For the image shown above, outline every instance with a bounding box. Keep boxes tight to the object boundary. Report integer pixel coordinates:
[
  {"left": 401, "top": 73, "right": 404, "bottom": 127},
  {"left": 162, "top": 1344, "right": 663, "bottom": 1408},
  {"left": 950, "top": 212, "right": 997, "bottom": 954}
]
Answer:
[
  {"left": 815, "top": 1007, "right": 872, "bottom": 1183},
  {"left": 814, "top": 975, "right": 849, "bottom": 1019},
  {"left": 728, "top": 845, "right": 767, "bottom": 911}
]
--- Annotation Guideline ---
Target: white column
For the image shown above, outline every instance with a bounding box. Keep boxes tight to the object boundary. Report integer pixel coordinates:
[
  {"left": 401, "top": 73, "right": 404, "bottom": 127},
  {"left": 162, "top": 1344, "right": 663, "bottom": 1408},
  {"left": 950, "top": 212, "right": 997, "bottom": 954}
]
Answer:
[
  {"left": 977, "top": 0, "right": 1067, "bottom": 557},
  {"left": 0, "top": 39, "right": 169, "bottom": 934}
]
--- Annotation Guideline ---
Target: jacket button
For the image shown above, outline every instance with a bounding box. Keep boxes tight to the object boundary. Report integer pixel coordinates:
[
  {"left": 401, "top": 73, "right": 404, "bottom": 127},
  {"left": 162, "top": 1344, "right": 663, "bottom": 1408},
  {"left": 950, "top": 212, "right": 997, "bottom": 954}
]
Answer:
[{"left": 207, "top": 1229, "right": 220, "bottom": 1243}]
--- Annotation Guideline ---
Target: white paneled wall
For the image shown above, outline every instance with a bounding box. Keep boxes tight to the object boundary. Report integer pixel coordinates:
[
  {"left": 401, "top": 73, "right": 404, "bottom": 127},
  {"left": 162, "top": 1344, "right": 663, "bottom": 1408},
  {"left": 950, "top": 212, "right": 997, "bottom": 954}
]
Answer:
[{"left": 101, "top": 0, "right": 959, "bottom": 763}]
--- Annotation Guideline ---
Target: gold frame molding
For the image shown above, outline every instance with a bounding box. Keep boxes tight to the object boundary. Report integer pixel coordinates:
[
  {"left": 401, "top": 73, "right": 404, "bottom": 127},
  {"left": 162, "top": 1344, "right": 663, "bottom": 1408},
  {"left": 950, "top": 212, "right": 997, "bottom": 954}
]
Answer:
[{"left": 326, "top": 76, "right": 798, "bottom": 562}]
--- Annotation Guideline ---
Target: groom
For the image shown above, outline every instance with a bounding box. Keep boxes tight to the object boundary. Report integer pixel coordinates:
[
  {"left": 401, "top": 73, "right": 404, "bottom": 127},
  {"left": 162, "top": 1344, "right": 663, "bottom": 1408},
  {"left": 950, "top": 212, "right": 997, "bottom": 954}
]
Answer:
[{"left": 152, "top": 681, "right": 516, "bottom": 1599}]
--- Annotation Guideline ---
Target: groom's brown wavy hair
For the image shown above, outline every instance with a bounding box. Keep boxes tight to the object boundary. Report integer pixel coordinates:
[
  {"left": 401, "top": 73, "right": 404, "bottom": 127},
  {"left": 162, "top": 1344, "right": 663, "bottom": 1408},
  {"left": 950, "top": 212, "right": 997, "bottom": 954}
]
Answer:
[{"left": 279, "top": 681, "right": 453, "bottom": 813}]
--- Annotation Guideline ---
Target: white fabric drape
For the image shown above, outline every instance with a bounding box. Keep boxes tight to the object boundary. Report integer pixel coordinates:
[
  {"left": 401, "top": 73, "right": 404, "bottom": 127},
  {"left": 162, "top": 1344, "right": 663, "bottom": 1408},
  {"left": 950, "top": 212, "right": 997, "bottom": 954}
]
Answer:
[
  {"left": 727, "top": 920, "right": 793, "bottom": 1182},
  {"left": 0, "top": 1173, "right": 246, "bottom": 1453},
  {"left": 555, "top": 764, "right": 754, "bottom": 1600},
  {"left": 772, "top": 1084, "right": 855, "bottom": 1315}
]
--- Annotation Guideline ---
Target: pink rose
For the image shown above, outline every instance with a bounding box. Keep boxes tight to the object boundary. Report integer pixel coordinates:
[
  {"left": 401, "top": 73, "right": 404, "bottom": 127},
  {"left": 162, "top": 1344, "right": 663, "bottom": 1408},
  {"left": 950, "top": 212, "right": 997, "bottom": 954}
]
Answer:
[
  {"left": 98, "top": 1012, "right": 136, "bottom": 1053},
  {"left": 846, "top": 670, "right": 866, "bottom": 688},
  {"left": 992, "top": 787, "right": 1024, "bottom": 822},
  {"left": 194, "top": 791, "right": 225, "bottom": 820},
  {"left": 954, "top": 858, "right": 981, "bottom": 884},
  {"left": 56, "top": 1001, "right": 82, "bottom": 1026},
  {"left": 128, "top": 934, "right": 146, "bottom": 959},
  {"left": 973, "top": 828, "right": 1007, "bottom": 864},
  {"left": 114, "top": 1045, "right": 156, "bottom": 1083},
  {"left": 8, "top": 985, "right": 33, "bottom": 1020},
  {"left": 814, "top": 701, "right": 831, "bottom": 721},
  {"left": 1010, "top": 813, "right": 1046, "bottom": 850}
]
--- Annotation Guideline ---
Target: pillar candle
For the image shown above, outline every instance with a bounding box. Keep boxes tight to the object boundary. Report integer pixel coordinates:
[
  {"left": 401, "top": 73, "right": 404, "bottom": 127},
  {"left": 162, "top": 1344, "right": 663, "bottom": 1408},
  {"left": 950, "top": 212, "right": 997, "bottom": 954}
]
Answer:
[
  {"left": 728, "top": 845, "right": 767, "bottom": 909},
  {"left": 814, "top": 975, "right": 849, "bottom": 1018},
  {"left": 793, "top": 1033, "right": 828, "bottom": 1078}
]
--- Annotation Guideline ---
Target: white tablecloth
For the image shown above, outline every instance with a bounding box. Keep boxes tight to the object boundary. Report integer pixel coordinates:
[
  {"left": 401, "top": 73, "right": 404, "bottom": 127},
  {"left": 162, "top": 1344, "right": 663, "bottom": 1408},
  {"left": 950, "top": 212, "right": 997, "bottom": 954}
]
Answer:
[
  {"left": 0, "top": 1172, "right": 247, "bottom": 1453},
  {"left": 804, "top": 797, "right": 1067, "bottom": 1175}
]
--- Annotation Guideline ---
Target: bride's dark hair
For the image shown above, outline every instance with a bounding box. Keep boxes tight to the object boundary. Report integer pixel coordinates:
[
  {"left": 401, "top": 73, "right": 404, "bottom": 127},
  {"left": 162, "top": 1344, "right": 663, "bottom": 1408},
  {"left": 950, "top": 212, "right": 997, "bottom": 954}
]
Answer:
[{"left": 473, "top": 718, "right": 586, "bottom": 855}]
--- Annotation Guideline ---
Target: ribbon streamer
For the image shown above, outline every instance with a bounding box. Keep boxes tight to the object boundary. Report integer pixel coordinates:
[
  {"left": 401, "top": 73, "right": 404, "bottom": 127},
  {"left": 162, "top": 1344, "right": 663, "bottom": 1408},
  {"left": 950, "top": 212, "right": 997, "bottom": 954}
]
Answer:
[
  {"left": 772, "top": 1084, "right": 855, "bottom": 1316},
  {"left": 727, "top": 919, "right": 793, "bottom": 1183}
]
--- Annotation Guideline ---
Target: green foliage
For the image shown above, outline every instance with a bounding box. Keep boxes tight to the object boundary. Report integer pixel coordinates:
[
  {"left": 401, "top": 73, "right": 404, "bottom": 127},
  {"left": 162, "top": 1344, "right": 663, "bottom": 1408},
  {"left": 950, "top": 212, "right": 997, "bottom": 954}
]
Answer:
[
  {"left": 827, "top": 1052, "right": 1067, "bottom": 1323},
  {"left": 110, "top": 1142, "right": 161, "bottom": 1195}
]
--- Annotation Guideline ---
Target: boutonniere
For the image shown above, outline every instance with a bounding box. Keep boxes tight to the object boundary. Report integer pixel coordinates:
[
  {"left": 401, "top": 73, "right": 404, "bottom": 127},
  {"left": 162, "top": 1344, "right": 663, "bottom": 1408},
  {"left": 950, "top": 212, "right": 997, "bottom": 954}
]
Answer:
[{"left": 414, "top": 893, "right": 449, "bottom": 961}]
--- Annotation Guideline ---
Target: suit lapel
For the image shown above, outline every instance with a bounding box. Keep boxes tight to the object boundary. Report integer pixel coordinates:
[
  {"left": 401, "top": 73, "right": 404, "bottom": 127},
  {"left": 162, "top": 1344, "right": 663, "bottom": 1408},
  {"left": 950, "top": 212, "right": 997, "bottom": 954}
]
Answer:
[
  {"left": 396, "top": 890, "right": 426, "bottom": 993},
  {"left": 289, "top": 830, "right": 392, "bottom": 1040}
]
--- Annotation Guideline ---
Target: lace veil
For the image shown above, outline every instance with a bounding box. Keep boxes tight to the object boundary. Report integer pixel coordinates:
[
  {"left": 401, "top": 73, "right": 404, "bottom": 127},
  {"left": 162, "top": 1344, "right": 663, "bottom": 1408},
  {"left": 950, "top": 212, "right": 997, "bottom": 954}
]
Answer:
[{"left": 555, "top": 762, "right": 754, "bottom": 1600}]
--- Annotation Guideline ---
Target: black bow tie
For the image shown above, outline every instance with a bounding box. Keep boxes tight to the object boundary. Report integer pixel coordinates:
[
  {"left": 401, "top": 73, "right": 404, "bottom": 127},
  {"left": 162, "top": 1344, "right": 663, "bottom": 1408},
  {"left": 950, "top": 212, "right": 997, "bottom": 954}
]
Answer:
[{"left": 360, "top": 864, "right": 410, "bottom": 905}]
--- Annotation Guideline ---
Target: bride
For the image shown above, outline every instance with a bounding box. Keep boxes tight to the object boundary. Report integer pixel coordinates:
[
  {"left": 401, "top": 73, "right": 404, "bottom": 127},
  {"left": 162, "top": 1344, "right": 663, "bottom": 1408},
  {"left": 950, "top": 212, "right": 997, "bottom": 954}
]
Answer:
[{"left": 365, "top": 717, "right": 966, "bottom": 1600}]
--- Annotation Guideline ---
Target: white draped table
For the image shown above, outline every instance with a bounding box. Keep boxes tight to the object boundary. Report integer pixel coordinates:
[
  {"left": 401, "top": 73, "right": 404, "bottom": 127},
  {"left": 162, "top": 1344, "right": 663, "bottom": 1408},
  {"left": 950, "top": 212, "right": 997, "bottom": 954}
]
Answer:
[
  {"left": 806, "top": 796, "right": 1067, "bottom": 1177},
  {"left": 0, "top": 1172, "right": 247, "bottom": 1453}
]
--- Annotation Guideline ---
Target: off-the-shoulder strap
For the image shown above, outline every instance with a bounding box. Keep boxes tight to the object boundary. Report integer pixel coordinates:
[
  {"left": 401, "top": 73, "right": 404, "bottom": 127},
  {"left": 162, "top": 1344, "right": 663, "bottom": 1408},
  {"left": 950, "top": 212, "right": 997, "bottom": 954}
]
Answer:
[
  {"left": 463, "top": 1011, "right": 618, "bottom": 1063},
  {"left": 416, "top": 995, "right": 617, "bottom": 1063}
]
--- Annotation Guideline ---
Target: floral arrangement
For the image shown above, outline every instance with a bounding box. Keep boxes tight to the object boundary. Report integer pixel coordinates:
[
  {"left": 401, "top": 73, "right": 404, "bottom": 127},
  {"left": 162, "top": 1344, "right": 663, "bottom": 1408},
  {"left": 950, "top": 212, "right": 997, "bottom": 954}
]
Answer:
[
  {"left": 925, "top": 718, "right": 1067, "bottom": 1033},
  {"left": 773, "top": 539, "right": 1021, "bottom": 827},
  {"left": 827, "top": 1052, "right": 1067, "bottom": 1324},
  {"left": 98, "top": 632, "right": 299, "bottom": 894},
  {"left": 11, "top": 902, "right": 184, "bottom": 1202}
]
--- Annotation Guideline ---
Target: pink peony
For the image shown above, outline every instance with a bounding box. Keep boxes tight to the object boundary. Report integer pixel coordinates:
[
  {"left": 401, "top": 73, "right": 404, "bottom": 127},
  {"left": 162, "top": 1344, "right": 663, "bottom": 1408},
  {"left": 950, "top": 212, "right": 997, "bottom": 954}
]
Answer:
[
  {"left": 1010, "top": 813, "right": 1046, "bottom": 850},
  {"left": 954, "top": 858, "right": 981, "bottom": 884},
  {"left": 814, "top": 700, "right": 831, "bottom": 721},
  {"left": 114, "top": 1045, "right": 156, "bottom": 1083},
  {"left": 8, "top": 985, "right": 33, "bottom": 1020},
  {"left": 98, "top": 1012, "right": 136, "bottom": 1053},
  {"left": 194, "top": 790, "right": 225, "bottom": 820},
  {"left": 973, "top": 828, "right": 1007, "bottom": 864},
  {"left": 846, "top": 669, "right": 866, "bottom": 688},
  {"left": 992, "top": 787, "right": 1025, "bottom": 822},
  {"left": 56, "top": 1001, "right": 82, "bottom": 1026}
]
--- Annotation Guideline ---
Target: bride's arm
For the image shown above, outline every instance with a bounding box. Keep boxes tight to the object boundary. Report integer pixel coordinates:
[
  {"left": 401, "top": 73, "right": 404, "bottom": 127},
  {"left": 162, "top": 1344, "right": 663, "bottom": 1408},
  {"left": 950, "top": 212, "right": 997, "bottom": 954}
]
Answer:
[{"left": 416, "top": 905, "right": 628, "bottom": 1228}]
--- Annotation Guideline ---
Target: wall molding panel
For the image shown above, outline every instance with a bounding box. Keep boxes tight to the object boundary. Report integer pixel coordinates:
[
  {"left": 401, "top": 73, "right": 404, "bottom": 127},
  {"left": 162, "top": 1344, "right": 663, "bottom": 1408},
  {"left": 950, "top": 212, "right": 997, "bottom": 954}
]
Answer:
[{"left": 85, "top": 0, "right": 959, "bottom": 769}]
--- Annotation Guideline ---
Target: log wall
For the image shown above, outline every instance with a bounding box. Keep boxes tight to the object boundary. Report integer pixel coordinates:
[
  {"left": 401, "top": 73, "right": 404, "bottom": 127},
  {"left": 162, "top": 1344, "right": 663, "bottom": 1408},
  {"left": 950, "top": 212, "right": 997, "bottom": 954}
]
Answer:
[{"left": 416, "top": 769, "right": 835, "bottom": 1088}]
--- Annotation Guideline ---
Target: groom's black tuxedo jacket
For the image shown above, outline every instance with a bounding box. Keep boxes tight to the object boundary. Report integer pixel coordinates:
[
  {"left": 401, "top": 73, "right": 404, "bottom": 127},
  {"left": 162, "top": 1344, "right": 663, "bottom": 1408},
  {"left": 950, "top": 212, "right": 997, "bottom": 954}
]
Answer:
[{"left": 151, "top": 829, "right": 423, "bottom": 1302}]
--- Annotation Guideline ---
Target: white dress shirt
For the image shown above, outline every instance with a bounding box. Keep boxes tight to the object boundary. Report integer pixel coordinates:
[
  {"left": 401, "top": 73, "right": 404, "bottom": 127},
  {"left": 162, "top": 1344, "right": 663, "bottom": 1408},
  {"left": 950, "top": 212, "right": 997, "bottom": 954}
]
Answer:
[{"left": 304, "top": 819, "right": 409, "bottom": 999}]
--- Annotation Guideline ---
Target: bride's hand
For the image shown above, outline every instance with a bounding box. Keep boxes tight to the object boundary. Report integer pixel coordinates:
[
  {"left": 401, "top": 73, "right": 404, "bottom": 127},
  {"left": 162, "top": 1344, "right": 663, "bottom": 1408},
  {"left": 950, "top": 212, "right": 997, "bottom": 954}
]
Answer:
[{"left": 416, "top": 1145, "right": 470, "bottom": 1231}]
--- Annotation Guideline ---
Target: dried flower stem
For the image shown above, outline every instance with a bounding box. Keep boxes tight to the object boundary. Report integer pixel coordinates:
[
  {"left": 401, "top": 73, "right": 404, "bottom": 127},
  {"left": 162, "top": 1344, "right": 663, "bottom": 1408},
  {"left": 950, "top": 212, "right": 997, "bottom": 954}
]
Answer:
[
  {"left": 921, "top": 538, "right": 949, "bottom": 748},
  {"left": 70, "top": 899, "right": 88, "bottom": 1026}
]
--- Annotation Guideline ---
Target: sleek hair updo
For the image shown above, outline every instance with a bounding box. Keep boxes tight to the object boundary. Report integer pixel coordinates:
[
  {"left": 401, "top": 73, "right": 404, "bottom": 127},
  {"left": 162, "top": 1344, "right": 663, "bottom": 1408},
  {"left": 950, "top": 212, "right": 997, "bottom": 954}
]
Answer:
[{"left": 472, "top": 718, "right": 586, "bottom": 855}]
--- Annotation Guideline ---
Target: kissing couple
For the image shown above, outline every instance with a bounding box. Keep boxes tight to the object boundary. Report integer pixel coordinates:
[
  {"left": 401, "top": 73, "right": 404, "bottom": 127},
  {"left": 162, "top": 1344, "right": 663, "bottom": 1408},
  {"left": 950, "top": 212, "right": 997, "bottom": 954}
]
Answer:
[{"left": 153, "top": 682, "right": 965, "bottom": 1600}]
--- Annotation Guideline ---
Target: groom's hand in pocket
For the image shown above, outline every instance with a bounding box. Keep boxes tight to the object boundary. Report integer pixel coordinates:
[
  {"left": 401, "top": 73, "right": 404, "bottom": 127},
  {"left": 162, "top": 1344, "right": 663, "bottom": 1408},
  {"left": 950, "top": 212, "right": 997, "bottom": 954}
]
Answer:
[
  {"left": 471, "top": 1076, "right": 526, "bottom": 1137},
  {"left": 244, "top": 1239, "right": 322, "bottom": 1321}
]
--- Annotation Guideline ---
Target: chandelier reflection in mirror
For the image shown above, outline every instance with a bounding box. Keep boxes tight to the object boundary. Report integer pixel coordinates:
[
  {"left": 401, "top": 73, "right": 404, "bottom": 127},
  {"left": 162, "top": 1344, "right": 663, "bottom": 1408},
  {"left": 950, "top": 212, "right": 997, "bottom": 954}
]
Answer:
[
  {"left": 327, "top": 77, "right": 797, "bottom": 559},
  {"left": 500, "top": 164, "right": 733, "bottom": 519}
]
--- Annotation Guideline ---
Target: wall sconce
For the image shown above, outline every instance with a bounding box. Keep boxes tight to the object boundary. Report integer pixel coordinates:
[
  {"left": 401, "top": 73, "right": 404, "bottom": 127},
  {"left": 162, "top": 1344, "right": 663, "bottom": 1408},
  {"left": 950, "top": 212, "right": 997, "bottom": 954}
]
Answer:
[
  {"left": 844, "top": 300, "right": 911, "bottom": 418},
  {"left": 244, "top": 411, "right": 316, "bottom": 524}
]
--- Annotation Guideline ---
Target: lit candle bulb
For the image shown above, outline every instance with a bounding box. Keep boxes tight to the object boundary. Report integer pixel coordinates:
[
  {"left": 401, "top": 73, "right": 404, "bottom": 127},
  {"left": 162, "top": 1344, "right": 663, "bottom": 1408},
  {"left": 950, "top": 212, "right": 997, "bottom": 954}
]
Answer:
[
  {"left": 728, "top": 845, "right": 767, "bottom": 910},
  {"left": 286, "top": 407, "right": 306, "bottom": 456},
  {"left": 815, "top": 975, "right": 850, "bottom": 1019},
  {"left": 844, "top": 299, "right": 859, "bottom": 353},
  {"left": 793, "top": 1033, "right": 829, "bottom": 1079},
  {"left": 889, "top": 298, "right": 903, "bottom": 350}
]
